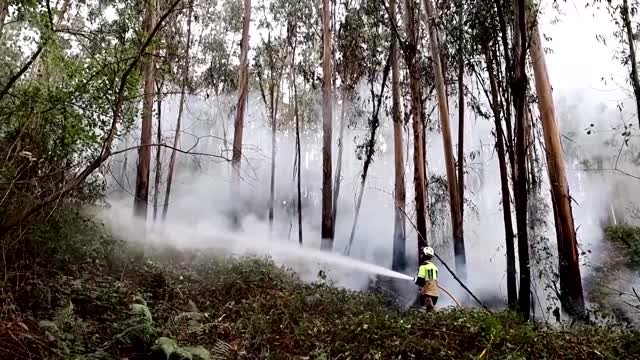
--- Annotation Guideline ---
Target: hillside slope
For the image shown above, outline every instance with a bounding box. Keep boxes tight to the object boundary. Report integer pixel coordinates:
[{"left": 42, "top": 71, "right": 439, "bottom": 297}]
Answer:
[{"left": 2, "top": 210, "right": 640, "bottom": 359}]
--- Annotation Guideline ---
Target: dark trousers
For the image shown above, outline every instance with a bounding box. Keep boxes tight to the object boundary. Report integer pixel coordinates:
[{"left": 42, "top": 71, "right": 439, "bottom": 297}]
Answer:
[{"left": 420, "top": 294, "right": 439, "bottom": 312}]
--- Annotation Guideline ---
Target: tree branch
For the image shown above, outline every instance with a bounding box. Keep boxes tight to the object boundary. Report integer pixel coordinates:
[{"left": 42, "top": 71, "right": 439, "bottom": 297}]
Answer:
[
  {"left": 0, "top": 0, "right": 184, "bottom": 234},
  {"left": 111, "top": 143, "right": 230, "bottom": 161},
  {"left": 0, "top": 46, "right": 45, "bottom": 101}
]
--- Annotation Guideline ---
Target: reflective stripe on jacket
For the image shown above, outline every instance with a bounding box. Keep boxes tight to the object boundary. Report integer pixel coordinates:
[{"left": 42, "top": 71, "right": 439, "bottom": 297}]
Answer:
[{"left": 416, "top": 262, "right": 439, "bottom": 296}]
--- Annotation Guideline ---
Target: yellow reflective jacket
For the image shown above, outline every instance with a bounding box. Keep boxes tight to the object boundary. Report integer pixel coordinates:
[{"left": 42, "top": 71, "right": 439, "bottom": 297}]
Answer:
[{"left": 415, "top": 261, "right": 439, "bottom": 296}]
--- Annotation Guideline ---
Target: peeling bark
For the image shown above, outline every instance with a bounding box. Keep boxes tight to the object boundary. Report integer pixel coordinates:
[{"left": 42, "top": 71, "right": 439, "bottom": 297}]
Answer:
[{"left": 531, "top": 22, "right": 585, "bottom": 316}]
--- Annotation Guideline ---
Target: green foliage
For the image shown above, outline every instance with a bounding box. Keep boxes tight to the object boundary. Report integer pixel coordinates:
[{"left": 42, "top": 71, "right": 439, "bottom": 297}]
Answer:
[
  {"left": 3, "top": 210, "right": 640, "bottom": 359},
  {"left": 606, "top": 224, "right": 640, "bottom": 268}
]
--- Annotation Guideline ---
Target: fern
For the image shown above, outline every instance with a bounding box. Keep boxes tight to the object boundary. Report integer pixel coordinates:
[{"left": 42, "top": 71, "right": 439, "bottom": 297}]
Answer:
[
  {"left": 208, "top": 339, "right": 232, "bottom": 360},
  {"left": 112, "top": 296, "right": 156, "bottom": 347},
  {"left": 182, "top": 345, "right": 211, "bottom": 360},
  {"left": 152, "top": 337, "right": 213, "bottom": 360},
  {"left": 166, "top": 311, "right": 209, "bottom": 333}
]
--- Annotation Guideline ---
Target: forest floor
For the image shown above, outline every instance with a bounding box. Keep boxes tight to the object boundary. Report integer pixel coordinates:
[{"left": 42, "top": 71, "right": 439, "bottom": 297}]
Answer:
[{"left": 2, "top": 209, "right": 640, "bottom": 360}]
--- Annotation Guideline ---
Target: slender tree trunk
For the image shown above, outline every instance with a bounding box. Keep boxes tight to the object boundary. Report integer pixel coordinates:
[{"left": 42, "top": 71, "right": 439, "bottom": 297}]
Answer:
[
  {"left": 294, "top": 64, "right": 303, "bottom": 245},
  {"left": 494, "top": 0, "right": 516, "bottom": 177},
  {"left": 332, "top": 67, "right": 349, "bottom": 234},
  {"left": 422, "top": 0, "right": 465, "bottom": 276},
  {"left": 530, "top": 22, "right": 585, "bottom": 316},
  {"left": 456, "top": 0, "right": 465, "bottom": 235},
  {"left": 513, "top": 0, "right": 530, "bottom": 320},
  {"left": 231, "top": 0, "right": 252, "bottom": 226},
  {"left": 486, "top": 45, "right": 518, "bottom": 308},
  {"left": 162, "top": 1, "right": 192, "bottom": 221},
  {"left": 526, "top": 107, "right": 537, "bottom": 186},
  {"left": 346, "top": 52, "right": 392, "bottom": 255},
  {"left": 390, "top": 0, "right": 407, "bottom": 272},
  {"left": 267, "top": 40, "right": 283, "bottom": 231},
  {"left": 321, "top": 0, "right": 334, "bottom": 250},
  {"left": 153, "top": 81, "right": 163, "bottom": 221},
  {"left": 621, "top": 0, "right": 640, "bottom": 127},
  {"left": 403, "top": 0, "right": 428, "bottom": 258},
  {"left": 133, "top": 0, "right": 156, "bottom": 219}
]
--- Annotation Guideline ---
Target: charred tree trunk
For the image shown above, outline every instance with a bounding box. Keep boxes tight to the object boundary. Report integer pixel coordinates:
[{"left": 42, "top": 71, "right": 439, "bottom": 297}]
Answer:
[
  {"left": 153, "top": 80, "right": 164, "bottom": 222},
  {"left": 422, "top": 0, "right": 465, "bottom": 277},
  {"left": 133, "top": 0, "right": 156, "bottom": 219},
  {"left": 231, "top": 0, "right": 252, "bottom": 226},
  {"left": 513, "top": 0, "right": 530, "bottom": 320},
  {"left": 321, "top": 0, "right": 334, "bottom": 250},
  {"left": 531, "top": 23, "right": 585, "bottom": 316},
  {"left": 332, "top": 66, "right": 349, "bottom": 234},
  {"left": 162, "top": 1, "right": 192, "bottom": 221},
  {"left": 621, "top": 0, "right": 640, "bottom": 127},
  {"left": 390, "top": 0, "right": 407, "bottom": 272},
  {"left": 403, "top": 0, "right": 428, "bottom": 258},
  {"left": 486, "top": 45, "right": 518, "bottom": 308}
]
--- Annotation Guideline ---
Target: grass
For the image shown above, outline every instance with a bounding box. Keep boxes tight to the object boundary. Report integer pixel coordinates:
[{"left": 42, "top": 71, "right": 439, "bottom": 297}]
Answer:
[{"left": 2, "top": 209, "right": 640, "bottom": 359}]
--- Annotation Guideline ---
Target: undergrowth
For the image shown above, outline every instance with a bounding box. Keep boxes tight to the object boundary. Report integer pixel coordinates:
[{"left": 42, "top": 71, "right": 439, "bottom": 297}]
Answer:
[{"left": 1, "top": 209, "right": 640, "bottom": 359}]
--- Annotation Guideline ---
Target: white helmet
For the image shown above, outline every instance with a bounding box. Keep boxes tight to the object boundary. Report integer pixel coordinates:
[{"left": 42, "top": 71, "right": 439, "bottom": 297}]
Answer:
[{"left": 423, "top": 246, "right": 435, "bottom": 257}]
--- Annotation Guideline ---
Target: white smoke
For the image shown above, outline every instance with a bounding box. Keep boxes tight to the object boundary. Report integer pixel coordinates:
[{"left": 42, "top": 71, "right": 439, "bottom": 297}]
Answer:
[{"left": 94, "top": 0, "right": 640, "bottom": 322}]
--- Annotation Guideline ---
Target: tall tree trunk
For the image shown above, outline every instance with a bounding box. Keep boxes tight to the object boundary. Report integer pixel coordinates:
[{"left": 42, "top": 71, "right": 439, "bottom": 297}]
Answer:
[
  {"left": 513, "top": 0, "right": 530, "bottom": 320},
  {"left": 294, "top": 63, "right": 303, "bottom": 245},
  {"left": 403, "top": 0, "right": 428, "bottom": 258},
  {"left": 332, "top": 66, "right": 349, "bottom": 234},
  {"left": 267, "top": 38, "right": 283, "bottom": 231},
  {"left": 621, "top": 0, "right": 640, "bottom": 127},
  {"left": 530, "top": 22, "right": 585, "bottom": 316},
  {"left": 153, "top": 81, "right": 163, "bottom": 222},
  {"left": 456, "top": 0, "right": 465, "bottom": 238},
  {"left": 486, "top": 45, "right": 517, "bottom": 308},
  {"left": 321, "top": 0, "right": 334, "bottom": 250},
  {"left": 422, "top": 0, "right": 465, "bottom": 276},
  {"left": 133, "top": 0, "right": 156, "bottom": 219},
  {"left": 162, "top": 1, "right": 192, "bottom": 221},
  {"left": 231, "top": 0, "right": 252, "bottom": 225},
  {"left": 390, "top": 0, "right": 407, "bottom": 272}
]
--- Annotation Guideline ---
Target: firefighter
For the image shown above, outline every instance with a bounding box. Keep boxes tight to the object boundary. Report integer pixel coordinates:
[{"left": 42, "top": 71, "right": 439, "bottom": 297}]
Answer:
[{"left": 414, "top": 246, "right": 439, "bottom": 312}]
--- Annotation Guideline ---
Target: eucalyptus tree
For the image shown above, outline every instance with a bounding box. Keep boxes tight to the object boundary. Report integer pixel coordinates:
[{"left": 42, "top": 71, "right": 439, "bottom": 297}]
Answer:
[
  {"left": 162, "top": 0, "right": 194, "bottom": 221},
  {"left": 513, "top": 0, "right": 531, "bottom": 319},
  {"left": 231, "top": 0, "right": 252, "bottom": 220},
  {"left": 529, "top": 5, "right": 585, "bottom": 317},
  {"left": 389, "top": 0, "right": 407, "bottom": 271},
  {"left": 403, "top": 0, "right": 429, "bottom": 256},
  {"left": 596, "top": 0, "right": 640, "bottom": 126},
  {"left": 133, "top": 0, "right": 158, "bottom": 219},
  {"left": 321, "top": 0, "right": 334, "bottom": 250},
  {"left": 422, "top": 0, "right": 466, "bottom": 277},
  {"left": 465, "top": 0, "right": 518, "bottom": 308},
  {"left": 342, "top": 0, "right": 392, "bottom": 254},
  {"left": 254, "top": 0, "right": 289, "bottom": 230}
]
